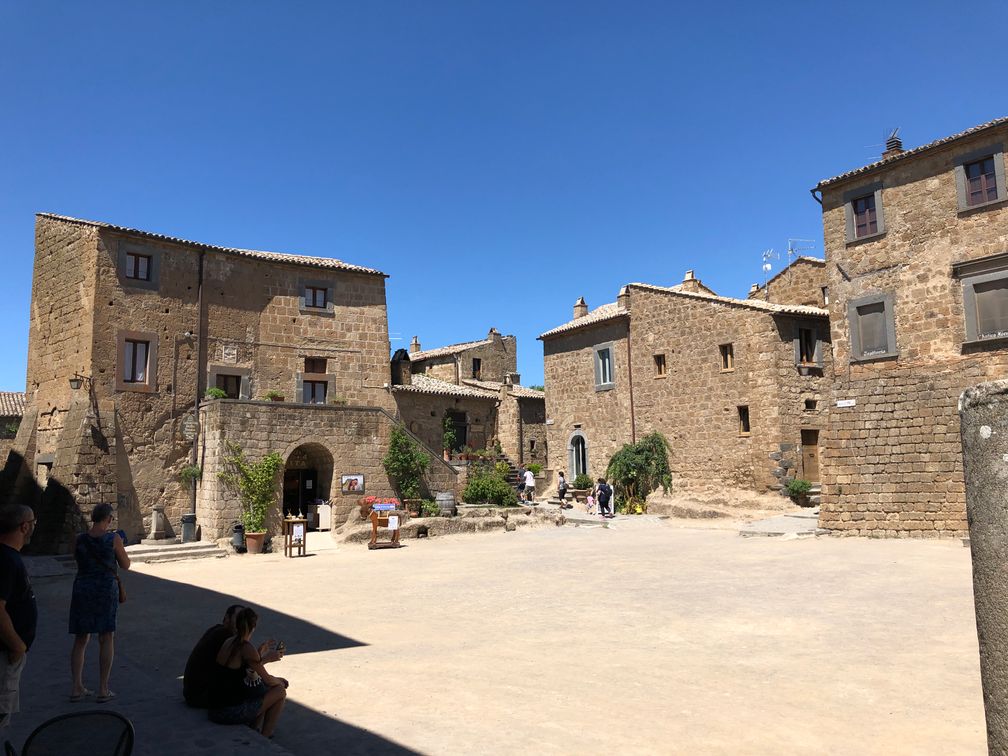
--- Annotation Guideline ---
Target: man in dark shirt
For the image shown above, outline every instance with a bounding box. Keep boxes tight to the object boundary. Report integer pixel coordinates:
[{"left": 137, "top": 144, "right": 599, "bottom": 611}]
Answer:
[
  {"left": 0, "top": 504, "right": 38, "bottom": 729},
  {"left": 183, "top": 604, "right": 283, "bottom": 707}
]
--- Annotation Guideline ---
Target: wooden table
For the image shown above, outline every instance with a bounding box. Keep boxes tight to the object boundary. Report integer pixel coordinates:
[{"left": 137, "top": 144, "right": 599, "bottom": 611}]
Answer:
[{"left": 282, "top": 517, "right": 308, "bottom": 557}]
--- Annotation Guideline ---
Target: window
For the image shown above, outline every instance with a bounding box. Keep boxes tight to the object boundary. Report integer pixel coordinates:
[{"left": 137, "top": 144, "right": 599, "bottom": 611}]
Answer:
[
  {"left": 305, "top": 286, "right": 327, "bottom": 309},
  {"left": 472, "top": 358, "right": 482, "bottom": 379},
  {"left": 529, "top": 439, "right": 536, "bottom": 452},
  {"left": 570, "top": 433, "right": 588, "bottom": 477},
  {"left": 215, "top": 373, "right": 241, "bottom": 399},
  {"left": 955, "top": 145, "right": 1006, "bottom": 212},
  {"left": 719, "top": 343, "right": 734, "bottom": 371},
  {"left": 125, "top": 252, "right": 151, "bottom": 281},
  {"left": 804, "top": 399, "right": 817, "bottom": 411},
  {"left": 594, "top": 344, "right": 615, "bottom": 390},
  {"left": 653, "top": 353, "right": 666, "bottom": 377},
  {"left": 822, "top": 286, "right": 829, "bottom": 306},
  {"left": 954, "top": 254, "right": 1008, "bottom": 343},
  {"left": 303, "top": 380, "right": 327, "bottom": 404},
  {"left": 847, "top": 293, "right": 898, "bottom": 361},
  {"left": 843, "top": 182, "right": 885, "bottom": 243},
  {"left": 123, "top": 340, "right": 149, "bottom": 383},
  {"left": 738, "top": 406, "right": 751, "bottom": 435},
  {"left": 851, "top": 194, "right": 878, "bottom": 238},
  {"left": 305, "top": 357, "right": 327, "bottom": 374},
  {"left": 794, "top": 323, "right": 823, "bottom": 368}
]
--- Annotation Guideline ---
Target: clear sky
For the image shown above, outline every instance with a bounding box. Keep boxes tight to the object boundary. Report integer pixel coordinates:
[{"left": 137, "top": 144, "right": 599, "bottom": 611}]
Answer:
[{"left": 1, "top": 1, "right": 1006, "bottom": 390}]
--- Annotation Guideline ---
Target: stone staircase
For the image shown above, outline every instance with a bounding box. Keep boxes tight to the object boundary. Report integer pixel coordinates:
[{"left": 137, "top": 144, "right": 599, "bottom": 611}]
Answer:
[{"left": 51, "top": 540, "right": 229, "bottom": 569}]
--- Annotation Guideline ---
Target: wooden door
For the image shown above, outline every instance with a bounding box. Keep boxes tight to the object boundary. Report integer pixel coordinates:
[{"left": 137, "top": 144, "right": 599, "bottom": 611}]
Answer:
[{"left": 801, "top": 429, "right": 820, "bottom": 483}]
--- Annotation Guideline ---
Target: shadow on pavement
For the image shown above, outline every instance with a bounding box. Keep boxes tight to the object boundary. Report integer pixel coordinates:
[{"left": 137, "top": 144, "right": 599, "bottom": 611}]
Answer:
[{"left": 8, "top": 566, "right": 420, "bottom": 756}]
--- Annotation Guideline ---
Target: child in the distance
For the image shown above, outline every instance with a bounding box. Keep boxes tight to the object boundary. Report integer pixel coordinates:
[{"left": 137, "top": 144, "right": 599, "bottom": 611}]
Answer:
[{"left": 585, "top": 494, "right": 596, "bottom": 515}]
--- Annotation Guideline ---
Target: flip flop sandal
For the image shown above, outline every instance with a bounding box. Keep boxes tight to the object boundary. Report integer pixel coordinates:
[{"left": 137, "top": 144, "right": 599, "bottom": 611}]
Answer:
[
  {"left": 69, "top": 688, "right": 93, "bottom": 703},
  {"left": 96, "top": 691, "right": 117, "bottom": 703}
]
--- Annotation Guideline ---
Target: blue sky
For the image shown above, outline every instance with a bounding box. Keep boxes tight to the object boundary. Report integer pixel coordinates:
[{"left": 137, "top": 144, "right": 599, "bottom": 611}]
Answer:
[{"left": 1, "top": 1, "right": 1006, "bottom": 389}]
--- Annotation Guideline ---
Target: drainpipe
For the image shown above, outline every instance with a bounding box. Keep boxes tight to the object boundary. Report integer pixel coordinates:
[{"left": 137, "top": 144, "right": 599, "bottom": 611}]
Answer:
[
  {"left": 626, "top": 321, "right": 636, "bottom": 444},
  {"left": 189, "top": 250, "right": 205, "bottom": 516}
]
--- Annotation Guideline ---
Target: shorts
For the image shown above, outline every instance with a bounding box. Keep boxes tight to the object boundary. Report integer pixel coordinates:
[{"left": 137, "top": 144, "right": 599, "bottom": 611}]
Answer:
[
  {"left": 209, "top": 694, "right": 265, "bottom": 726},
  {"left": 0, "top": 653, "right": 27, "bottom": 728}
]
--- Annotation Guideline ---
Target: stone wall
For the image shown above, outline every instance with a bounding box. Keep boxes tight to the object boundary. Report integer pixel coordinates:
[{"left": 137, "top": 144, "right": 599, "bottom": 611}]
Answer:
[
  {"left": 818, "top": 123, "right": 1008, "bottom": 537},
  {"left": 411, "top": 333, "right": 517, "bottom": 384},
  {"left": 627, "top": 286, "right": 830, "bottom": 490},
  {"left": 197, "top": 400, "right": 459, "bottom": 540},
  {"left": 495, "top": 390, "right": 547, "bottom": 466},
  {"left": 542, "top": 318, "right": 632, "bottom": 480},
  {"left": 393, "top": 392, "right": 497, "bottom": 455},
  {"left": 750, "top": 257, "right": 827, "bottom": 307}
]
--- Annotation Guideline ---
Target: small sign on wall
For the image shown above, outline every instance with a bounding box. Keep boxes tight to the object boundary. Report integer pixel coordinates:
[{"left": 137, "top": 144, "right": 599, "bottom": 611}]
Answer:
[
  {"left": 836, "top": 399, "right": 856, "bottom": 408},
  {"left": 221, "top": 345, "right": 238, "bottom": 363}
]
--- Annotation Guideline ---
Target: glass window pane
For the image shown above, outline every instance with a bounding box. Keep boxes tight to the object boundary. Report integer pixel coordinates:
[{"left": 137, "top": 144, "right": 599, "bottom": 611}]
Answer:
[
  {"left": 124, "top": 342, "right": 134, "bottom": 380},
  {"left": 135, "top": 342, "right": 148, "bottom": 382},
  {"left": 138, "top": 256, "right": 149, "bottom": 280},
  {"left": 857, "top": 302, "right": 887, "bottom": 355},
  {"left": 975, "top": 279, "right": 1008, "bottom": 338}
]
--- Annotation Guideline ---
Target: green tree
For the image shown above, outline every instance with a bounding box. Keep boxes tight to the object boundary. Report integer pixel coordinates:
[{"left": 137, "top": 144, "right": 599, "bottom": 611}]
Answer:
[
  {"left": 442, "top": 415, "right": 457, "bottom": 452},
  {"left": 383, "top": 426, "right": 430, "bottom": 500},
  {"left": 605, "top": 432, "right": 673, "bottom": 513},
  {"left": 218, "top": 442, "right": 283, "bottom": 533}
]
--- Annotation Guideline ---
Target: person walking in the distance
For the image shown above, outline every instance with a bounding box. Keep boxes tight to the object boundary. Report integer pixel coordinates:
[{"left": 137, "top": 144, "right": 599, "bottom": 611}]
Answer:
[
  {"left": 69, "top": 503, "right": 130, "bottom": 703},
  {"left": 0, "top": 505, "right": 38, "bottom": 729},
  {"left": 523, "top": 467, "right": 537, "bottom": 503},
  {"left": 596, "top": 478, "right": 614, "bottom": 519}
]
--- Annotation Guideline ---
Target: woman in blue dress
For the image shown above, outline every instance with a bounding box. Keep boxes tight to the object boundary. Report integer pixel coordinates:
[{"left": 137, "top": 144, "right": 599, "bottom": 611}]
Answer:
[{"left": 68, "top": 503, "right": 130, "bottom": 703}]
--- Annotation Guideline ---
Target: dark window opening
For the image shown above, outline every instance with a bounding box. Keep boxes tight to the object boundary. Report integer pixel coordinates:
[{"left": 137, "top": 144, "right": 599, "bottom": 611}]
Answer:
[
  {"left": 804, "top": 399, "right": 817, "bottom": 411},
  {"left": 215, "top": 374, "right": 241, "bottom": 399},
  {"left": 529, "top": 439, "right": 536, "bottom": 452},
  {"left": 654, "top": 353, "right": 666, "bottom": 376},
  {"left": 852, "top": 194, "right": 878, "bottom": 238},
  {"left": 305, "top": 357, "right": 327, "bottom": 374},
  {"left": 798, "top": 328, "right": 817, "bottom": 365},
  {"left": 123, "top": 339, "right": 150, "bottom": 383},
  {"left": 305, "top": 286, "right": 327, "bottom": 308},
  {"left": 719, "top": 343, "right": 734, "bottom": 371},
  {"left": 304, "top": 380, "right": 327, "bottom": 404},
  {"left": 471, "top": 358, "right": 482, "bottom": 379},
  {"left": 125, "top": 253, "right": 151, "bottom": 281},
  {"left": 974, "top": 278, "right": 1008, "bottom": 338},
  {"left": 965, "top": 157, "right": 999, "bottom": 206},
  {"left": 856, "top": 301, "right": 888, "bottom": 356},
  {"left": 738, "top": 405, "right": 750, "bottom": 435}
]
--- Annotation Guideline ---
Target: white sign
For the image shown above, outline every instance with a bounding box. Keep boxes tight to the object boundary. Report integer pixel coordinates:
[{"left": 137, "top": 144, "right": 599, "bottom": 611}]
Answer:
[
  {"left": 292, "top": 524, "right": 305, "bottom": 542},
  {"left": 387, "top": 515, "right": 400, "bottom": 531},
  {"left": 836, "top": 399, "right": 856, "bottom": 408}
]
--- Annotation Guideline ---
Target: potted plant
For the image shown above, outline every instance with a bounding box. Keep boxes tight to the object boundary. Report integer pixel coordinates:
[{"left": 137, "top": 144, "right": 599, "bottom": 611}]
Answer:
[
  {"left": 218, "top": 441, "right": 283, "bottom": 554},
  {"left": 442, "top": 416, "right": 457, "bottom": 462},
  {"left": 178, "top": 464, "right": 202, "bottom": 486},
  {"left": 785, "top": 477, "right": 813, "bottom": 506},
  {"left": 265, "top": 390, "right": 285, "bottom": 402},
  {"left": 527, "top": 462, "right": 543, "bottom": 476},
  {"left": 571, "top": 473, "right": 594, "bottom": 503},
  {"left": 204, "top": 387, "right": 228, "bottom": 400}
]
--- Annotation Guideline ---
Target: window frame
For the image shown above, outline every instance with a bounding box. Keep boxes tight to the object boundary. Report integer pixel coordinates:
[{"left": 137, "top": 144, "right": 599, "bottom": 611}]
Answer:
[
  {"left": 719, "top": 343, "right": 734, "bottom": 372},
  {"left": 953, "top": 253, "right": 1008, "bottom": 346},
  {"left": 471, "top": 357, "right": 482, "bottom": 380},
  {"left": 298, "top": 279, "right": 336, "bottom": 316},
  {"left": 954, "top": 144, "right": 1006, "bottom": 213},
  {"left": 124, "top": 252, "right": 152, "bottom": 281},
  {"left": 737, "top": 405, "right": 751, "bottom": 436},
  {"left": 304, "top": 357, "right": 328, "bottom": 374},
  {"left": 117, "top": 242, "right": 161, "bottom": 290},
  {"left": 843, "top": 181, "right": 886, "bottom": 245},
  {"left": 115, "top": 330, "right": 159, "bottom": 393},
  {"left": 847, "top": 292, "right": 898, "bottom": 362},
  {"left": 593, "top": 342, "right": 615, "bottom": 391},
  {"left": 653, "top": 353, "right": 667, "bottom": 378},
  {"left": 207, "top": 365, "right": 251, "bottom": 400},
  {"left": 303, "top": 379, "right": 328, "bottom": 404},
  {"left": 793, "top": 321, "right": 824, "bottom": 368}
]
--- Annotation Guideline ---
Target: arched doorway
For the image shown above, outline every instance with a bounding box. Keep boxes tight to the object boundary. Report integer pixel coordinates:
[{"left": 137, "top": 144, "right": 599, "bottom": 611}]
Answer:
[
  {"left": 282, "top": 442, "right": 334, "bottom": 521},
  {"left": 568, "top": 431, "right": 588, "bottom": 478}
]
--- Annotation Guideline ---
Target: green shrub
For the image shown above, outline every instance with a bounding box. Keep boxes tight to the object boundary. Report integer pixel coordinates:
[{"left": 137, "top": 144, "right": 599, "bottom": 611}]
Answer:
[
  {"left": 442, "top": 415, "right": 457, "bottom": 452},
  {"left": 420, "top": 499, "right": 440, "bottom": 517},
  {"left": 494, "top": 461, "right": 511, "bottom": 478},
  {"left": 527, "top": 463, "right": 542, "bottom": 475},
  {"left": 218, "top": 442, "right": 283, "bottom": 533},
  {"left": 178, "top": 464, "right": 202, "bottom": 485},
  {"left": 383, "top": 427, "right": 430, "bottom": 500},
  {"left": 205, "top": 387, "right": 228, "bottom": 399},
  {"left": 605, "top": 432, "right": 673, "bottom": 514},
  {"left": 572, "top": 473, "right": 593, "bottom": 490},
  {"left": 463, "top": 470, "right": 516, "bottom": 507},
  {"left": 785, "top": 478, "right": 812, "bottom": 499},
  {"left": 265, "top": 390, "right": 284, "bottom": 400}
]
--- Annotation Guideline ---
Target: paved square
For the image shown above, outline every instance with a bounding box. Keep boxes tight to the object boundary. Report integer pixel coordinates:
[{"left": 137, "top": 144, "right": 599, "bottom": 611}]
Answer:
[{"left": 10, "top": 523, "right": 985, "bottom": 754}]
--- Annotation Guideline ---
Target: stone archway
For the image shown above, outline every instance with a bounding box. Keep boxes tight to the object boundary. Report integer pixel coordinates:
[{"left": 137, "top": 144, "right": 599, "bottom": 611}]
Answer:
[
  {"left": 280, "top": 441, "right": 334, "bottom": 524},
  {"left": 568, "top": 431, "right": 588, "bottom": 479}
]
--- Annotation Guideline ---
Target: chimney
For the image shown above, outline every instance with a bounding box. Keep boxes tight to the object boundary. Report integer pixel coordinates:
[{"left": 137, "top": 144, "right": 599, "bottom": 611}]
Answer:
[
  {"left": 504, "top": 372, "right": 520, "bottom": 386},
  {"left": 409, "top": 336, "right": 421, "bottom": 354},
  {"left": 680, "top": 270, "right": 705, "bottom": 293},
  {"left": 684, "top": 269, "right": 696, "bottom": 281},
  {"left": 616, "top": 286, "right": 629, "bottom": 311},
  {"left": 882, "top": 128, "right": 903, "bottom": 159},
  {"left": 749, "top": 283, "right": 760, "bottom": 295},
  {"left": 488, "top": 327, "right": 502, "bottom": 341},
  {"left": 573, "top": 297, "right": 588, "bottom": 319}
]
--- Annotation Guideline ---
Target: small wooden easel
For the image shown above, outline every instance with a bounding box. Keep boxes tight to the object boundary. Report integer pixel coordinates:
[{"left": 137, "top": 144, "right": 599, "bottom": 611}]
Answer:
[
  {"left": 282, "top": 517, "right": 308, "bottom": 558},
  {"left": 368, "top": 503, "right": 401, "bottom": 550}
]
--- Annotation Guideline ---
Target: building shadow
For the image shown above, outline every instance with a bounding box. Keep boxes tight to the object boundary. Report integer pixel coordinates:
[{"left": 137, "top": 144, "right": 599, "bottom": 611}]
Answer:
[{"left": 7, "top": 565, "right": 421, "bottom": 756}]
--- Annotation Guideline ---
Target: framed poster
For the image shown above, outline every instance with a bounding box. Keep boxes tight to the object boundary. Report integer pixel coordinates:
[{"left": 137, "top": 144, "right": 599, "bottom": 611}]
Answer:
[{"left": 341, "top": 474, "right": 364, "bottom": 494}]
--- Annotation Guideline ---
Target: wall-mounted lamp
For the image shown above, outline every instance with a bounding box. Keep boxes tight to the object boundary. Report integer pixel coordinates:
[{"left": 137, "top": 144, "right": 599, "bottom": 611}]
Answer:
[
  {"left": 184, "top": 330, "right": 193, "bottom": 338},
  {"left": 69, "top": 373, "right": 93, "bottom": 391}
]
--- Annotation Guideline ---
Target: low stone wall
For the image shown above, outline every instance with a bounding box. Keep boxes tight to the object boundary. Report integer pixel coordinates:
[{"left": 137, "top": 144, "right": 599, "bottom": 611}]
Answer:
[{"left": 333, "top": 505, "right": 561, "bottom": 543}]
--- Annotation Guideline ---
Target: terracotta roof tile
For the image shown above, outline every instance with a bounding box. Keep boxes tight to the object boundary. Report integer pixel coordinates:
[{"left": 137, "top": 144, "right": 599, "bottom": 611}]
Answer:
[
  {"left": 409, "top": 338, "right": 494, "bottom": 362},
  {"left": 538, "top": 302, "right": 629, "bottom": 340},
  {"left": 460, "top": 379, "right": 545, "bottom": 400},
  {"left": 0, "top": 392, "right": 26, "bottom": 417},
  {"left": 37, "top": 213, "right": 386, "bottom": 277},
  {"left": 391, "top": 374, "right": 498, "bottom": 399},
  {"left": 814, "top": 116, "right": 1008, "bottom": 190},
  {"left": 629, "top": 283, "right": 828, "bottom": 317}
]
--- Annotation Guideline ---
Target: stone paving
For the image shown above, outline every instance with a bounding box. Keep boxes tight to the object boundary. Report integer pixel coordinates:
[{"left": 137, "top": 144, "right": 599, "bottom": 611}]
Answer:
[{"left": 6, "top": 522, "right": 986, "bottom": 755}]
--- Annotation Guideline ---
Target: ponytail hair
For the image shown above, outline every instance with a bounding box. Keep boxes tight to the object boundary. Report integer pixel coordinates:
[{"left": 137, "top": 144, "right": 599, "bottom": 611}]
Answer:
[{"left": 235, "top": 607, "right": 258, "bottom": 638}]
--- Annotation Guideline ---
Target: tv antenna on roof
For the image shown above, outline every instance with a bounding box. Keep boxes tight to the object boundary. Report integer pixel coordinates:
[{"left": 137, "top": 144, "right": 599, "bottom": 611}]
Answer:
[
  {"left": 761, "top": 248, "right": 779, "bottom": 290},
  {"left": 786, "top": 238, "right": 816, "bottom": 269}
]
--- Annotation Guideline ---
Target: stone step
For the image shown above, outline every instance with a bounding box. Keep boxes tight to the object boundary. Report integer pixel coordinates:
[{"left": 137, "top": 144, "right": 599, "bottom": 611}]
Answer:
[{"left": 52, "top": 542, "right": 229, "bottom": 566}]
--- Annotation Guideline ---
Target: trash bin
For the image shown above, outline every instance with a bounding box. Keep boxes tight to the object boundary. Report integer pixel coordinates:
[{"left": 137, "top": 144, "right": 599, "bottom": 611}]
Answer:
[
  {"left": 231, "top": 523, "right": 245, "bottom": 550},
  {"left": 181, "top": 513, "right": 198, "bottom": 543}
]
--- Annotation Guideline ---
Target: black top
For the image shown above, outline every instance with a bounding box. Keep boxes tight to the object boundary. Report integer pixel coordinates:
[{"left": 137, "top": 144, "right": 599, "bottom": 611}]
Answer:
[
  {"left": 207, "top": 640, "right": 255, "bottom": 709},
  {"left": 183, "top": 624, "right": 233, "bottom": 706},
  {"left": 597, "top": 483, "right": 612, "bottom": 505},
  {"left": 0, "top": 543, "right": 37, "bottom": 650}
]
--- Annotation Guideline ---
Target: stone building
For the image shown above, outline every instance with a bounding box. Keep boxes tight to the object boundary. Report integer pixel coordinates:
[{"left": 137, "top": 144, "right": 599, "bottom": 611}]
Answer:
[
  {"left": 0, "top": 392, "right": 25, "bottom": 466},
  {"left": 748, "top": 256, "right": 828, "bottom": 307},
  {"left": 4, "top": 213, "right": 458, "bottom": 551},
  {"left": 539, "top": 269, "right": 830, "bottom": 492},
  {"left": 813, "top": 117, "right": 1008, "bottom": 538},
  {"left": 390, "top": 330, "right": 546, "bottom": 466}
]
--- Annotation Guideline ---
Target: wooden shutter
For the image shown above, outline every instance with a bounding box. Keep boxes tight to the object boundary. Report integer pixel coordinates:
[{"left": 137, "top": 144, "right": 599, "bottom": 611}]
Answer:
[
  {"left": 857, "top": 302, "right": 888, "bottom": 355},
  {"left": 975, "top": 278, "right": 1008, "bottom": 338}
]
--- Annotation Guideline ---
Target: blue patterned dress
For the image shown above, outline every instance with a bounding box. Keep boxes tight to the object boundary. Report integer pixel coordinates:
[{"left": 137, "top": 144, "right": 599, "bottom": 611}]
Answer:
[{"left": 68, "top": 531, "right": 119, "bottom": 635}]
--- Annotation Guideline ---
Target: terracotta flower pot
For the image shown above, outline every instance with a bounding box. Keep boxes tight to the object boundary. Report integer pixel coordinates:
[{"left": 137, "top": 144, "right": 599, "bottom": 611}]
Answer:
[{"left": 244, "top": 531, "right": 266, "bottom": 554}]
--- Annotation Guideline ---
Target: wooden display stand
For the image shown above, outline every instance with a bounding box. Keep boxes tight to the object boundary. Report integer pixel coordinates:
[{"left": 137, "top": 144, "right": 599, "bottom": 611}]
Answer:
[
  {"left": 368, "top": 503, "right": 402, "bottom": 550},
  {"left": 282, "top": 517, "right": 308, "bottom": 558}
]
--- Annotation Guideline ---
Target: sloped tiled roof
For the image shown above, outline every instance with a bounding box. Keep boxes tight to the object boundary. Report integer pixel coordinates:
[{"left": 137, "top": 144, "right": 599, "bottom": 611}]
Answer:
[
  {"left": 409, "top": 337, "right": 495, "bottom": 362},
  {"left": 749, "top": 256, "right": 825, "bottom": 297},
  {"left": 37, "top": 213, "right": 387, "bottom": 277},
  {"left": 391, "top": 374, "right": 498, "bottom": 400},
  {"left": 461, "top": 379, "right": 545, "bottom": 400},
  {"left": 0, "top": 392, "right": 26, "bottom": 417},
  {"left": 629, "top": 283, "right": 828, "bottom": 317},
  {"left": 814, "top": 116, "right": 1008, "bottom": 189},
  {"left": 538, "top": 302, "right": 629, "bottom": 340}
]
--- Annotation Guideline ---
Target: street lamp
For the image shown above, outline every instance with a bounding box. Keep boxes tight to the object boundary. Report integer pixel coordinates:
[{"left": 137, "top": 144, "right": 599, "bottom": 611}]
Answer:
[{"left": 68, "top": 373, "right": 92, "bottom": 391}]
